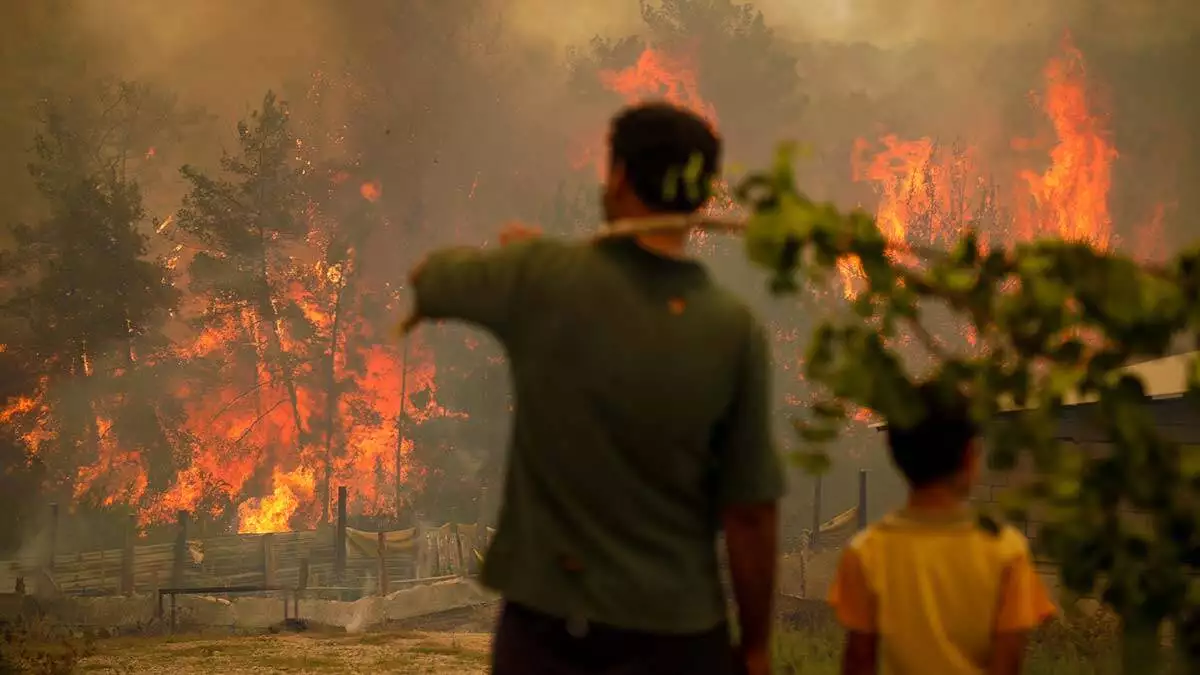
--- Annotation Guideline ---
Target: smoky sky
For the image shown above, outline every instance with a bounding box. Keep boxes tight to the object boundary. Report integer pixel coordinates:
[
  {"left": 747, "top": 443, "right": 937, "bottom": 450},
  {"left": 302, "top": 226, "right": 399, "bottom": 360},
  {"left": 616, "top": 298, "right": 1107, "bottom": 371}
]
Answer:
[
  {"left": 4, "top": 0, "right": 1198, "bottom": 245},
  {"left": 65, "top": 0, "right": 1200, "bottom": 121}
]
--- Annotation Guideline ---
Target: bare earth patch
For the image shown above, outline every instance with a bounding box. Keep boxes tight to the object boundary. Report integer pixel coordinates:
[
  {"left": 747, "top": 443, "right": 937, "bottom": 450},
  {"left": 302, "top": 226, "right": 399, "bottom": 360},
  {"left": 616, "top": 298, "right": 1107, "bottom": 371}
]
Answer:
[{"left": 78, "top": 631, "right": 493, "bottom": 674}]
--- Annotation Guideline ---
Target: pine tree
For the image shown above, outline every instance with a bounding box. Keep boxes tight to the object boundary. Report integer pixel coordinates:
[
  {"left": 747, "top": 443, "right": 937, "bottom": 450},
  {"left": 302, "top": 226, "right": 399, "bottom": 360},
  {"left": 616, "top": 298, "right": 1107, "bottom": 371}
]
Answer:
[
  {"left": 173, "top": 91, "right": 314, "bottom": 518},
  {"left": 0, "top": 86, "right": 181, "bottom": 509}
]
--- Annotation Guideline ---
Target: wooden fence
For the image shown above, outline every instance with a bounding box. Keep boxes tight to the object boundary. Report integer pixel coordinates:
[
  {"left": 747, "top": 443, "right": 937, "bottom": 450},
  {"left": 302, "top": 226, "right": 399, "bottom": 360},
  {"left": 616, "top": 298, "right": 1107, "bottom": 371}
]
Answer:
[{"left": 0, "top": 489, "right": 494, "bottom": 598}]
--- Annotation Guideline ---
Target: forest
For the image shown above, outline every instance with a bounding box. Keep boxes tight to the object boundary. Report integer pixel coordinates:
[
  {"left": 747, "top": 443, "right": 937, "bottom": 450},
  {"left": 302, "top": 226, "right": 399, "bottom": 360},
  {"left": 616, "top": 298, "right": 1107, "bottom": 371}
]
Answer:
[{"left": 0, "top": 0, "right": 1198, "bottom": 556}]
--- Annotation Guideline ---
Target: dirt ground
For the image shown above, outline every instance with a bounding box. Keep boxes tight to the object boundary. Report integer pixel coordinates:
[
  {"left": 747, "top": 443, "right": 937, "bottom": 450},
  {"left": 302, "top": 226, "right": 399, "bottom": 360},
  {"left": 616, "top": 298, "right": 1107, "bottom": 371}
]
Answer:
[
  {"left": 78, "top": 630, "right": 493, "bottom": 674},
  {"left": 73, "top": 603, "right": 502, "bottom": 674},
  {"left": 70, "top": 590, "right": 846, "bottom": 675}
]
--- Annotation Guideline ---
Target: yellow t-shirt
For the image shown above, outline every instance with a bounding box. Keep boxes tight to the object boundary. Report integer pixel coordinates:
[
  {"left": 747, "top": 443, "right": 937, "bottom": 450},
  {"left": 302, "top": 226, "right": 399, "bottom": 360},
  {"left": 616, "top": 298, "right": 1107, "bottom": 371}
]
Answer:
[{"left": 827, "top": 509, "right": 1057, "bottom": 675}]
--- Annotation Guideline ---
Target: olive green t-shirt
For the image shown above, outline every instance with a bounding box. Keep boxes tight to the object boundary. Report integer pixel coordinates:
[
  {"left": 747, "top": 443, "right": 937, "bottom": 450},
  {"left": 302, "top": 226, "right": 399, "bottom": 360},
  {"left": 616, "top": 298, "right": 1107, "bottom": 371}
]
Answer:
[{"left": 413, "top": 237, "right": 785, "bottom": 634}]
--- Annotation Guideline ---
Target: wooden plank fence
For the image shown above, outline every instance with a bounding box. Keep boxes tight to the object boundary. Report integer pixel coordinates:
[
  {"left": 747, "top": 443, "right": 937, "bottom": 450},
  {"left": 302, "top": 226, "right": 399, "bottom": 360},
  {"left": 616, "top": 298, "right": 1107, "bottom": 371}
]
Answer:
[{"left": 0, "top": 490, "right": 496, "bottom": 598}]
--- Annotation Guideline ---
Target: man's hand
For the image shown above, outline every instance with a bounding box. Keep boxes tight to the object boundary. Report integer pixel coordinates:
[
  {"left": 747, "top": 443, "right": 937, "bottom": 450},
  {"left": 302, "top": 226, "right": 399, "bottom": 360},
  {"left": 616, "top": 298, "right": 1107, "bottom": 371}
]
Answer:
[{"left": 499, "top": 221, "right": 542, "bottom": 246}]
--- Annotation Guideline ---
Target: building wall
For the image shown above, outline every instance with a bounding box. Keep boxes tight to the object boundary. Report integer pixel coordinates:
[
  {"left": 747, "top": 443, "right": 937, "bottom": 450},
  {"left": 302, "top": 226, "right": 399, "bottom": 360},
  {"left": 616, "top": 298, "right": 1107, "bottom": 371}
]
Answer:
[{"left": 969, "top": 397, "right": 1198, "bottom": 598}]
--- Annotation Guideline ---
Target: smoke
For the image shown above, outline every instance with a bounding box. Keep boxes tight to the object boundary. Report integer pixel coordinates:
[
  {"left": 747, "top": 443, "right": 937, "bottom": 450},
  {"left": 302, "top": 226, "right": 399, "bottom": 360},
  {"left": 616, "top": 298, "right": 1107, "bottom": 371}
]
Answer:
[
  {"left": 69, "top": 0, "right": 341, "bottom": 120},
  {"left": 26, "top": 0, "right": 1200, "bottom": 176},
  {"left": 756, "top": 0, "right": 1200, "bottom": 47},
  {"left": 505, "top": 0, "right": 1200, "bottom": 50},
  {"left": 62, "top": 0, "right": 1200, "bottom": 108}
]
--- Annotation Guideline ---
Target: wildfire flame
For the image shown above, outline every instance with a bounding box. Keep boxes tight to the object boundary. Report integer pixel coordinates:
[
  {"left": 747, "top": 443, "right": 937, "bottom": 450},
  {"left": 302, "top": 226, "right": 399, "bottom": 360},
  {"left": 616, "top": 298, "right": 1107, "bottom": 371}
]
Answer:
[
  {"left": 572, "top": 46, "right": 717, "bottom": 177},
  {"left": 4, "top": 163, "right": 461, "bottom": 534},
  {"left": 841, "top": 34, "right": 1121, "bottom": 298},
  {"left": 599, "top": 48, "right": 718, "bottom": 125},
  {"left": 1016, "top": 34, "right": 1117, "bottom": 248}
]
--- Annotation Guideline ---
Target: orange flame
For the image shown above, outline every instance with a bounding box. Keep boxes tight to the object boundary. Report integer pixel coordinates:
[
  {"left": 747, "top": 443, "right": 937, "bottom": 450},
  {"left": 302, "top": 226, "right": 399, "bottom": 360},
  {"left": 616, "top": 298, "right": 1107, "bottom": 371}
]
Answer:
[
  {"left": 572, "top": 46, "right": 717, "bottom": 177},
  {"left": 599, "top": 48, "right": 717, "bottom": 124},
  {"left": 360, "top": 180, "right": 382, "bottom": 202},
  {"left": 119, "top": 173, "right": 456, "bottom": 532},
  {"left": 843, "top": 34, "right": 1123, "bottom": 299},
  {"left": 1015, "top": 34, "right": 1116, "bottom": 248},
  {"left": 237, "top": 467, "right": 316, "bottom": 534}
]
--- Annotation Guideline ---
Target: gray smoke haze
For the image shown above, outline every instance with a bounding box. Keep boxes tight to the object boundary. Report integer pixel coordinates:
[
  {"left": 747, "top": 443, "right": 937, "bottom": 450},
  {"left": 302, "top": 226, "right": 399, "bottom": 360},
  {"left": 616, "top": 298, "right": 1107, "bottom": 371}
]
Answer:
[
  {"left": 58, "top": 0, "right": 1200, "bottom": 123},
  {"left": 3, "top": 0, "right": 1199, "bottom": 544},
  {"left": 506, "top": 0, "right": 1200, "bottom": 48},
  {"left": 760, "top": 0, "right": 1200, "bottom": 47}
]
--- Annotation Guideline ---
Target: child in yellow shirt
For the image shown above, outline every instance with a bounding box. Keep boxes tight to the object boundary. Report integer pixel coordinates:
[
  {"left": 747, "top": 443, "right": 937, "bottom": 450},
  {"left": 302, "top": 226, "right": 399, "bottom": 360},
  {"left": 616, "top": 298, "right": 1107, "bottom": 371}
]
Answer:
[{"left": 827, "top": 384, "right": 1057, "bottom": 675}]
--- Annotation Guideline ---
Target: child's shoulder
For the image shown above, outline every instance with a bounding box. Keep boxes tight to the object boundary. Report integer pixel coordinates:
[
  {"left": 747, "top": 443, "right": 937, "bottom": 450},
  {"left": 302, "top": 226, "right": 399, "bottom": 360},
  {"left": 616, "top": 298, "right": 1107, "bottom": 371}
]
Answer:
[
  {"left": 992, "top": 521, "right": 1035, "bottom": 559},
  {"left": 970, "top": 513, "right": 1037, "bottom": 567},
  {"left": 848, "top": 511, "right": 1033, "bottom": 557}
]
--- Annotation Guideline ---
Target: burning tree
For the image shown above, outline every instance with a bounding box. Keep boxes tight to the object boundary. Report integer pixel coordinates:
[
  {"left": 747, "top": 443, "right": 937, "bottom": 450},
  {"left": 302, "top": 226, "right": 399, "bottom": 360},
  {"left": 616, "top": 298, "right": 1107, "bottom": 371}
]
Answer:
[
  {"left": 0, "top": 83, "right": 184, "bottom": 530},
  {"left": 0, "top": 347, "right": 47, "bottom": 553},
  {"left": 156, "top": 90, "right": 456, "bottom": 533},
  {"left": 168, "top": 91, "right": 314, "bottom": 527}
]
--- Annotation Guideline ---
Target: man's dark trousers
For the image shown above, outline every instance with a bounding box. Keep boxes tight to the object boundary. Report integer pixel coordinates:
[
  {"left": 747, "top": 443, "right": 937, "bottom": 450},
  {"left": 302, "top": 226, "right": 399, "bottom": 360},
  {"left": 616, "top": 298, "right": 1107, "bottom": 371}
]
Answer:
[{"left": 491, "top": 602, "right": 740, "bottom": 675}]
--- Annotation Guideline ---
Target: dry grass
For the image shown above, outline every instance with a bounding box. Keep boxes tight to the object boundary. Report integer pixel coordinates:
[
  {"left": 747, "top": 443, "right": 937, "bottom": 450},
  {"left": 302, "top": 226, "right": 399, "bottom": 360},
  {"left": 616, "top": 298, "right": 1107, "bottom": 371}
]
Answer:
[
  {"left": 773, "top": 609, "right": 1123, "bottom": 674},
  {"left": 2, "top": 604, "right": 1125, "bottom": 674},
  {"left": 75, "top": 631, "right": 491, "bottom": 674}
]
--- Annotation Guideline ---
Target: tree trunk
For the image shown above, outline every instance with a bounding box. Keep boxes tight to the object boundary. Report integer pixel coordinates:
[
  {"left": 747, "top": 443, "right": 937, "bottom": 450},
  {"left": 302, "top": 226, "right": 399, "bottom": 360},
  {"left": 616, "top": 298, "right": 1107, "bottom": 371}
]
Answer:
[
  {"left": 319, "top": 280, "right": 347, "bottom": 523},
  {"left": 252, "top": 274, "right": 307, "bottom": 485}
]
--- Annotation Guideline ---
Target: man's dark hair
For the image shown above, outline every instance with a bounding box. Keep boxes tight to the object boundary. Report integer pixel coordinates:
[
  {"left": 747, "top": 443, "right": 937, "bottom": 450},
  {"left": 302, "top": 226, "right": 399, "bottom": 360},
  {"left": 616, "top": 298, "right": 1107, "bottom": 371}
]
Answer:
[
  {"left": 609, "top": 102, "right": 722, "bottom": 214},
  {"left": 886, "top": 382, "right": 979, "bottom": 488}
]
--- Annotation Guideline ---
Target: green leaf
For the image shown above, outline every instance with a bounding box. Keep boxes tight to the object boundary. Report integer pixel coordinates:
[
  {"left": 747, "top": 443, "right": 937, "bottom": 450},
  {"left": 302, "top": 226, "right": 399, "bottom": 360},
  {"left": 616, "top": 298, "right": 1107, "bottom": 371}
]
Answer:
[
  {"left": 940, "top": 268, "right": 976, "bottom": 293},
  {"left": 811, "top": 399, "right": 847, "bottom": 420},
  {"left": 789, "top": 450, "right": 832, "bottom": 475},
  {"left": 794, "top": 421, "right": 840, "bottom": 443},
  {"left": 1049, "top": 475, "right": 1081, "bottom": 500},
  {"left": 995, "top": 486, "right": 1030, "bottom": 522},
  {"left": 1181, "top": 445, "right": 1200, "bottom": 479}
]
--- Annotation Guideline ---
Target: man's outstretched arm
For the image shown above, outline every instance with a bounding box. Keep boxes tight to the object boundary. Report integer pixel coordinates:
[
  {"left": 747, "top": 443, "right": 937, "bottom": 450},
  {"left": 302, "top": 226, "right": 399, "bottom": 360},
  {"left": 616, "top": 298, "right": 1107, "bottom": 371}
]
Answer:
[
  {"left": 409, "top": 238, "right": 541, "bottom": 338},
  {"left": 715, "top": 318, "right": 786, "bottom": 673}
]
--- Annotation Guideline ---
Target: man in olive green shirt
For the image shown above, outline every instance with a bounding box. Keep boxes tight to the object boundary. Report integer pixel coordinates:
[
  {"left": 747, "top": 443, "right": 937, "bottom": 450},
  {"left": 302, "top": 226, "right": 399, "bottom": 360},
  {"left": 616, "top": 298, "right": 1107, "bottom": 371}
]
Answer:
[{"left": 410, "top": 103, "right": 784, "bottom": 675}]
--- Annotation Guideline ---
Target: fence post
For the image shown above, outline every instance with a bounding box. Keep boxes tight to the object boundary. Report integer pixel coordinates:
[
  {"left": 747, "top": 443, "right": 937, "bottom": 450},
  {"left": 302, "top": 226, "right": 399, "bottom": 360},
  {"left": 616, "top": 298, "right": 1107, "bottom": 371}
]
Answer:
[
  {"left": 856, "top": 470, "right": 868, "bottom": 531},
  {"left": 262, "top": 533, "right": 277, "bottom": 587},
  {"left": 121, "top": 513, "right": 136, "bottom": 595},
  {"left": 477, "top": 487, "right": 489, "bottom": 525},
  {"left": 450, "top": 523, "right": 463, "bottom": 575},
  {"left": 45, "top": 503, "right": 59, "bottom": 572},
  {"left": 295, "top": 557, "right": 309, "bottom": 619},
  {"left": 171, "top": 510, "right": 189, "bottom": 588},
  {"left": 431, "top": 525, "right": 443, "bottom": 577},
  {"left": 810, "top": 475, "right": 823, "bottom": 550},
  {"left": 335, "top": 486, "right": 347, "bottom": 583},
  {"left": 472, "top": 520, "right": 486, "bottom": 574},
  {"left": 799, "top": 537, "right": 808, "bottom": 598},
  {"left": 376, "top": 532, "right": 389, "bottom": 595},
  {"left": 413, "top": 522, "right": 425, "bottom": 579}
]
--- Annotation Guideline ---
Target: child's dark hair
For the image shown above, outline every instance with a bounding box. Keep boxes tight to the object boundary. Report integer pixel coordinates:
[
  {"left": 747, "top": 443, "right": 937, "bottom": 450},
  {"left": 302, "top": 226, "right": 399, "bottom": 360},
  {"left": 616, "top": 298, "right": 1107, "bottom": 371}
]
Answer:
[
  {"left": 608, "top": 102, "right": 721, "bottom": 213},
  {"left": 886, "top": 382, "right": 979, "bottom": 488}
]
